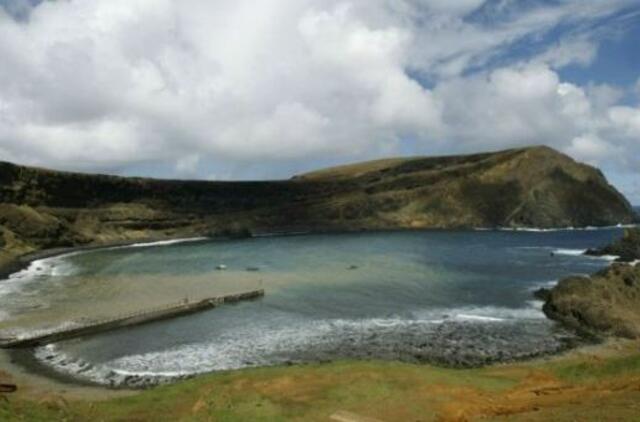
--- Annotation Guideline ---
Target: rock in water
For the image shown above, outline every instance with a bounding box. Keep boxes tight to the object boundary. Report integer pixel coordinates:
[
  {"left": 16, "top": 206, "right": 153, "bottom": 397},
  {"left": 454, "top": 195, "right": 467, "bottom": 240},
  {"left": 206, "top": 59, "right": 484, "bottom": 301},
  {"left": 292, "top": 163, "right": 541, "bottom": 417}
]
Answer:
[{"left": 585, "top": 228, "right": 640, "bottom": 262}]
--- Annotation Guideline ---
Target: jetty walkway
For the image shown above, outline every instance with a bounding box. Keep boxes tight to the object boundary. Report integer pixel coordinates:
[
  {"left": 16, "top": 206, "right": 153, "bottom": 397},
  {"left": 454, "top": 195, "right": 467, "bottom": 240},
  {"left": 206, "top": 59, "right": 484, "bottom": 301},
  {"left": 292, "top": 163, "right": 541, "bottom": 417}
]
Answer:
[{"left": 0, "top": 289, "right": 264, "bottom": 349}]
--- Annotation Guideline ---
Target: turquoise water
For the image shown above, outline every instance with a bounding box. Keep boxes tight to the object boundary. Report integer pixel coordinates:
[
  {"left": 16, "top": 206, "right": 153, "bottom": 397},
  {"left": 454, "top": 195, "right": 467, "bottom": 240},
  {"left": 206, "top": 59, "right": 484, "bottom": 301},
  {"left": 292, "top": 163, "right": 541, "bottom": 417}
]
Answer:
[{"left": 0, "top": 228, "right": 627, "bottom": 387}]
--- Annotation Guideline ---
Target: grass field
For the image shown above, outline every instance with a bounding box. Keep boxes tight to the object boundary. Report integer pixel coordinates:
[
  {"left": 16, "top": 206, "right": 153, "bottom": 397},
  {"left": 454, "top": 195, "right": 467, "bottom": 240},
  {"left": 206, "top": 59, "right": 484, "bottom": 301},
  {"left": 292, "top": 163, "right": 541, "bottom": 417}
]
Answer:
[{"left": 2, "top": 340, "right": 640, "bottom": 421}]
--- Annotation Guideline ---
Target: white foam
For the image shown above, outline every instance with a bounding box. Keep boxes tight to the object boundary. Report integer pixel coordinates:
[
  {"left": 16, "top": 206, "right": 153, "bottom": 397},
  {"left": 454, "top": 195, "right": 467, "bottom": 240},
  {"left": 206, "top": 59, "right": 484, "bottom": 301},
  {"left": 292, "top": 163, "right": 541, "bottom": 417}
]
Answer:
[
  {"left": 447, "top": 305, "right": 546, "bottom": 321},
  {"left": 105, "top": 237, "right": 208, "bottom": 250},
  {"left": 35, "top": 323, "right": 331, "bottom": 385},
  {"left": 553, "top": 248, "right": 586, "bottom": 256},
  {"left": 527, "top": 280, "right": 558, "bottom": 292},
  {"left": 0, "top": 253, "right": 81, "bottom": 312},
  {"left": 555, "top": 249, "right": 620, "bottom": 262},
  {"left": 0, "top": 237, "right": 209, "bottom": 321},
  {"left": 596, "top": 255, "right": 620, "bottom": 262},
  {"left": 251, "top": 231, "right": 311, "bottom": 238},
  {"left": 489, "top": 224, "right": 638, "bottom": 233},
  {"left": 34, "top": 302, "right": 550, "bottom": 386},
  {"left": 455, "top": 314, "right": 504, "bottom": 322}
]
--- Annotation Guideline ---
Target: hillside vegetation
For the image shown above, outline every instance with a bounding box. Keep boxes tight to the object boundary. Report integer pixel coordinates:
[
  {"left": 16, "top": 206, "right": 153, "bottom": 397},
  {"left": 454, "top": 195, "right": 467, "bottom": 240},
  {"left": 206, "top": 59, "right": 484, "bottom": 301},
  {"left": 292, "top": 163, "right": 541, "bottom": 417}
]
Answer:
[
  {"left": 1, "top": 146, "right": 635, "bottom": 270},
  {"left": 3, "top": 344, "right": 640, "bottom": 421}
]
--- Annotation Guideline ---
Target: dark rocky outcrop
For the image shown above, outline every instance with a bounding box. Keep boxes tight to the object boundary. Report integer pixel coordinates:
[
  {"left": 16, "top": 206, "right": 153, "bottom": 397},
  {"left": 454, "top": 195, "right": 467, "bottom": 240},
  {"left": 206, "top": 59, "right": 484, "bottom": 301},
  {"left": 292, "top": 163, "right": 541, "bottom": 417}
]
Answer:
[
  {"left": 1, "top": 146, "right": 636, "bottom": 271},
  {"left": 585, "top": 228, "right": 640, "bottom": 262},
  {"left": 543, "top": 231, "right": 640, "bottom": 338},
  {"left": 543, "top": 263, "right": 640, "bottom": 339}
]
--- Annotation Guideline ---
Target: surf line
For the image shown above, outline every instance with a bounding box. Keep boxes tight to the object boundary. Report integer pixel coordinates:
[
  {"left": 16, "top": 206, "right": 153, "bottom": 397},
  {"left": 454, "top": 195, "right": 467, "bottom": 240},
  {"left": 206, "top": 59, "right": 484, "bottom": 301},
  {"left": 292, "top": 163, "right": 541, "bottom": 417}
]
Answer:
[{"left": 0, "top": 289, "right": 265, "bottom": 349}]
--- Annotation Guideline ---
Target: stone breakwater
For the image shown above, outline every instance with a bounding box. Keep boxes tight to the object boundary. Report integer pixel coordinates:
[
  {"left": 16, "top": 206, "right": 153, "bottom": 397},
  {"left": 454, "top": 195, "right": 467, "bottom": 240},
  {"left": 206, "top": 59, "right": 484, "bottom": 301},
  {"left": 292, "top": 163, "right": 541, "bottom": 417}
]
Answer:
[{"left": 1, "top": 290, "right": 265, "bottom": 349}]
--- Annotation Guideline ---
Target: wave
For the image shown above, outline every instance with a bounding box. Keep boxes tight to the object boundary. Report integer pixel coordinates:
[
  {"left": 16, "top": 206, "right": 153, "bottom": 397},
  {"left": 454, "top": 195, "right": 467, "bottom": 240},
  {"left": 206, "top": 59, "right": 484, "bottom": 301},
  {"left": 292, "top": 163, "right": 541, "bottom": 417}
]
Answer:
[
  {"left": 528, "top": 280, "right": 558, "bottom": 291},
  {"left": 513, "top": 246, "right": 619, "bottom": 261},
  {"left": 104, "top": 237, "right": 209, "bottom": 250},
  {"left": 0, "top": 253, "right": 80, "bottom": 302},
  {"left": 251, "top": 231, "right": 311, "bottom": 238},
  {"left": 551, "top": 248, "right": 619, "bottom": 261},
  {"left": 476, "top": 223, "right": 638, "bottom": 233},
  {"left": 33, "top": 302, "right": 552, "bottom": 387},
  {"left": 0, "top": 237, "right": 209, "bottom": 320},
  {"left": 553, "top": 248, "right": 586, "bottom": 256},
  {"left": 454, "top": 314, "right": 504, "bottom": 322}
]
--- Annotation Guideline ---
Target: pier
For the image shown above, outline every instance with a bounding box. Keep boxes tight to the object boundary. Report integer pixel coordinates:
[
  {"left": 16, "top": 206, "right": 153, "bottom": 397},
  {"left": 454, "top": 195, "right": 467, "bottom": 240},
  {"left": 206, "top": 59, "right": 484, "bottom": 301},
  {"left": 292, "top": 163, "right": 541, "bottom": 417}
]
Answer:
[{"left": 0, "top": 289, "right": 265, "bottom": 349}]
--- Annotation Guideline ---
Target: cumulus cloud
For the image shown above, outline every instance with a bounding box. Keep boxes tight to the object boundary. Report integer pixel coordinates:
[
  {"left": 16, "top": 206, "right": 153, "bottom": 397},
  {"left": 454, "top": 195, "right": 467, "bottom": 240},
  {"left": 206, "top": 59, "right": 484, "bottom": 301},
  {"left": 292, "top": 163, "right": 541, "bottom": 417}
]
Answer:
[
  {"left": 0, "top": 0, "right": 639, "bottom": 203},
  {"left": 0, "top": 0, "right": 448, "bottom": 170}
]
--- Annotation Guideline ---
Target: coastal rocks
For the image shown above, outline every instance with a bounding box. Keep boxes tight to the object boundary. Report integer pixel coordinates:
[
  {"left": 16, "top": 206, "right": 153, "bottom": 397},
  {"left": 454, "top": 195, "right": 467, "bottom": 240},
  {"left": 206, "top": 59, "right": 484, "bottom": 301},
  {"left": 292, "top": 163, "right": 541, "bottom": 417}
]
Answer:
[
  {"left": 543, "top": 228, "right": 640, "bottom": 338},
  {"left": 30, "top": 318, "right": 582, "bottom": 390},
  {"left": 585, "top": 228, "right": 640, "bottom": 262},
  {"left": 270, "top": 320, "right": 581, "bottom": 372},
  {"left": 543, "top": 263, "right": 640, "bottom": 338}
]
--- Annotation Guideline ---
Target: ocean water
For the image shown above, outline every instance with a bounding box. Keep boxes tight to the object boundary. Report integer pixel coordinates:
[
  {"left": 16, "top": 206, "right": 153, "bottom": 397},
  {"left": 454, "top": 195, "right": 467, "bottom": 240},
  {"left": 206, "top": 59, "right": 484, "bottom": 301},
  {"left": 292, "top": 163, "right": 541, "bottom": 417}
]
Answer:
[{"left": 0, "top": 228, "right": 628, "bottom": 387}]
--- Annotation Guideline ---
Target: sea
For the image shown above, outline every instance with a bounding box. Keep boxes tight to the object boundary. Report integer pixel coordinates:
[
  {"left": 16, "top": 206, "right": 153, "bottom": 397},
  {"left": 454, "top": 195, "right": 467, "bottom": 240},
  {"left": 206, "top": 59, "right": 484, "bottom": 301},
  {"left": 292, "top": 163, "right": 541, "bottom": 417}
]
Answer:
[{"left": 0, "top": 226, "right": 634, "bottom": 387}]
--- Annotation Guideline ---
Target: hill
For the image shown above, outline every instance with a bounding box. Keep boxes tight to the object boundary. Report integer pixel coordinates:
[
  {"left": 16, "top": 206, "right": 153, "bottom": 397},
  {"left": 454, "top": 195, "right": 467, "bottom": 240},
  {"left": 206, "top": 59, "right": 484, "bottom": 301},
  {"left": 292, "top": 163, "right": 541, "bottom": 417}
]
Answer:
[{"left": 0, "top": 146, "right": 635, "bottom": 271}]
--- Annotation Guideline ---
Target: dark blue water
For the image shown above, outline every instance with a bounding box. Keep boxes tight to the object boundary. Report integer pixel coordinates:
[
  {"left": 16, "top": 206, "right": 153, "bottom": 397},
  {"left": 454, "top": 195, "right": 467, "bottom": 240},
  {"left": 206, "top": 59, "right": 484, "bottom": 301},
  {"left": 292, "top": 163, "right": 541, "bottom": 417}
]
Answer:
[{"left": 2, "top": 228, "right": 627, "bottom": 387}]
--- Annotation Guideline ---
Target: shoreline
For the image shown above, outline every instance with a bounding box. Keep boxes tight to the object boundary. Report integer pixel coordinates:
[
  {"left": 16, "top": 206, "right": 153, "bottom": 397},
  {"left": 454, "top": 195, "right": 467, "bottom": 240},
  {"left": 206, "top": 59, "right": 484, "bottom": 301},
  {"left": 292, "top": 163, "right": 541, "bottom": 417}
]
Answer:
[
  {"left": 0, "top": 225, "right": 630, "bottom": 395},
  {"left": 0, "top": 348, "right": 135, "bottom": 401},
  {"left": 1, "top": 335, "right": 635, "bottom": 403},
  {"left": 6, "top": 322, "right": 594, "bottom": 391},
  {"left": 1, "top": 223, "right": 633, "bottom": 281},
  {"left": 0, "top": 236, "right": 215, "bottom": 281}
]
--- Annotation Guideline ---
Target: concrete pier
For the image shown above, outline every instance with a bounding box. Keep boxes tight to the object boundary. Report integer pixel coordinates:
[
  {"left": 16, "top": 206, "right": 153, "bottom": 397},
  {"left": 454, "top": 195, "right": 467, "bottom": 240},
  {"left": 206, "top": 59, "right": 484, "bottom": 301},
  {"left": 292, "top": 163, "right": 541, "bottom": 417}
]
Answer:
[{"left": 0, "top": 289, "right": 264, "bottom": 349}]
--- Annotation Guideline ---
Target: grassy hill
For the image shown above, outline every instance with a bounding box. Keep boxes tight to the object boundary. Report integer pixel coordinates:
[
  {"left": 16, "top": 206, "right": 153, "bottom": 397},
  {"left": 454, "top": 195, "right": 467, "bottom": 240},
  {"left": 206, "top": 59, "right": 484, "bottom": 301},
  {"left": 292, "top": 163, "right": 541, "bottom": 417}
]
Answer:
[{"left": 1, "top": 146, "right": 635, "bottom": 271}]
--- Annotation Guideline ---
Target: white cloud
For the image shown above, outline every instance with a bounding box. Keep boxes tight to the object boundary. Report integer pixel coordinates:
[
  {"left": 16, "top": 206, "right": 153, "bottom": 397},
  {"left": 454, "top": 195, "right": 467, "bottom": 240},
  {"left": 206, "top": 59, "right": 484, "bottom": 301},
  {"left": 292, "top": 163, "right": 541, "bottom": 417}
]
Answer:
[
  {"left": 430, "top": 61, "right": 640, "bottom": 184},
  {"left": 566, "top": 134, "right": 617, "bottom": 164},
  {"left": 175, "top": 154, "right": 201, "bottom": 176},
  {"left": 535, "top": 38, "right": 598, "bottom": 69},
  {"left": 0, "top": 0, "right": 638, "bottom": 201},
  {"left": 609, "top": 106, "right": 640, "bottom": 138},
  {"left": 433, "top": 64, "right": 584, "bottom": 150}
]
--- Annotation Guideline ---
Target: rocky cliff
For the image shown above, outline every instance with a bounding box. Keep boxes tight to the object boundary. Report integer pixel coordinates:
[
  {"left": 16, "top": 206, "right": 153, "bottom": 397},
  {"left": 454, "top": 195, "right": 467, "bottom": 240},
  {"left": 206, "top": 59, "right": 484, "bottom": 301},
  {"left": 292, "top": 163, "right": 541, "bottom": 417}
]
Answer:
[
  {"left": 542, "top": 228, "right": 640, "bottom": 338},
  {"left": 543, "top": 263, "right": 640, "bottom": 338},
  {"left": 1, "top": 146, "right": 635, "bottom": 270}
]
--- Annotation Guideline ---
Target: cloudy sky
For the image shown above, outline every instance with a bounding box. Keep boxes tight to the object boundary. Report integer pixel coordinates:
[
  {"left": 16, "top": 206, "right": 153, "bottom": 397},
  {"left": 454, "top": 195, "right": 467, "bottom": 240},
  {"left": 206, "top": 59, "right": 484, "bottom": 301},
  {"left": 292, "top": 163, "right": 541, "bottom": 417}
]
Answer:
[{"left": 1, "top": 0, "right": 639, "bottom": 203}]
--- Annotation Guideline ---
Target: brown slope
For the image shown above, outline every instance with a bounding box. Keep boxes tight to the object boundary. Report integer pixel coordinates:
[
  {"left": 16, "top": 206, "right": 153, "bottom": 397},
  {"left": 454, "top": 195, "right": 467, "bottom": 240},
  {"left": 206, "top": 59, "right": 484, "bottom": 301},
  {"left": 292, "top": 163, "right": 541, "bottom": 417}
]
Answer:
[{"left": 0, "top": 146, "right": 635, "bottom": 271}]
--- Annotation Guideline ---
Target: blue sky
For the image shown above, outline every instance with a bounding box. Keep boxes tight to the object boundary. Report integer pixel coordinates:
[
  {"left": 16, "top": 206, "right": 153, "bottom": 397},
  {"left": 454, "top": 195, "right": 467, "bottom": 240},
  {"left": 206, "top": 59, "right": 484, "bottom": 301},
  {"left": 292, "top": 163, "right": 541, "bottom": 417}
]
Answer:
[{"left": 0, "top": 0, "right": 639, "bottom": 203}]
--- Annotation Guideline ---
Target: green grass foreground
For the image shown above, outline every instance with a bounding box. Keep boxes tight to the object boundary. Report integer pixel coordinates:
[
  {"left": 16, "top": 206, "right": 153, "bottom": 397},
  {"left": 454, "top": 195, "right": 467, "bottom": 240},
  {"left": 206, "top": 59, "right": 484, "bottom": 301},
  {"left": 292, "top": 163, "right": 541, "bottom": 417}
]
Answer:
[{"left": 3, "top": 348, "right": 640, "bottom": 421}]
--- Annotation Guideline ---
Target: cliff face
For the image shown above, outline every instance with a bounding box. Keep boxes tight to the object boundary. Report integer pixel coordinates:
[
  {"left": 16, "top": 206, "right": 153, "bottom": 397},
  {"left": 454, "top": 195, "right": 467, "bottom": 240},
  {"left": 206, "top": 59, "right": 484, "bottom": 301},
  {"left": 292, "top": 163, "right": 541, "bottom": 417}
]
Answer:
[{"left": 0, "top": 146, "right": 635, "bottom": 269}]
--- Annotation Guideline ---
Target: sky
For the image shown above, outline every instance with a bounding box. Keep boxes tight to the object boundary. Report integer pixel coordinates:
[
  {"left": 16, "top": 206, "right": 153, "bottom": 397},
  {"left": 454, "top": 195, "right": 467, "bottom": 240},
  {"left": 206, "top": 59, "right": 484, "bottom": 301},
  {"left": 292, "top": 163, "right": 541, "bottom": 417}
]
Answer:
[{"left": 0, "top": 0, "right": 639, "bottom": 203}]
